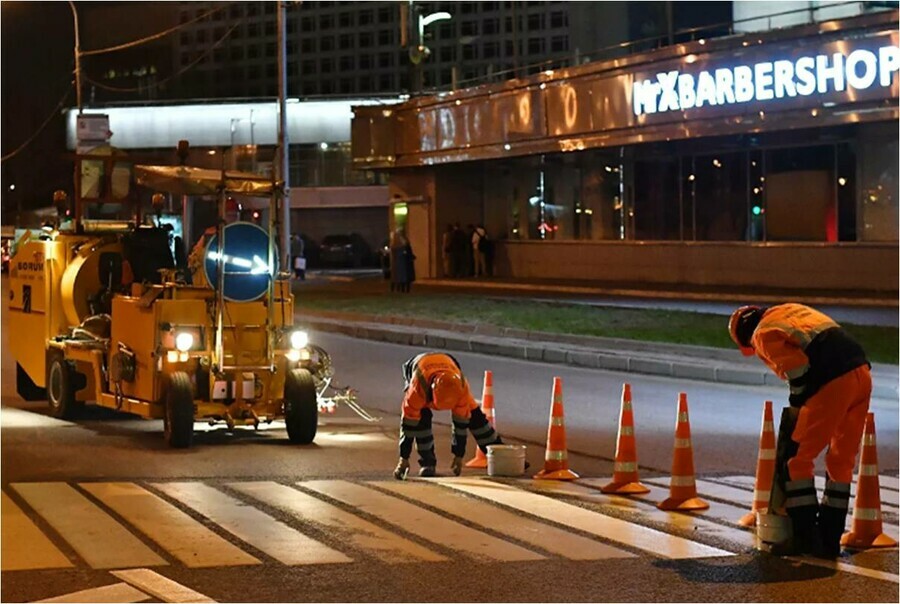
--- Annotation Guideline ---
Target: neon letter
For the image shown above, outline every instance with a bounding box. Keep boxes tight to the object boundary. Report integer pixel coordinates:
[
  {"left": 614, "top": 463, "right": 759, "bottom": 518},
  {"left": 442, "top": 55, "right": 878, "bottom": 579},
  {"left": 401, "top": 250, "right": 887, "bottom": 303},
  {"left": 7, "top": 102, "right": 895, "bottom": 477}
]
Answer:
[
  {"left": 715, "top": 68, "right": 735, "bottom": 104},
  {"left": 773, "top": 60, "right": 797, "bottom": 98},
  {"left": 846, "top": 49, "right": 877, "bottom": 90},
  {"left": 878, "top": 45, "right": 900, "bottom": 87},
  {"left": 754, "top": 61, "right": 774, "bottom": 101},
  {"left": 734, "top": 66, "right": 754, "bottom": 102},
  {"left": 695, "top": 71, "right": 718, "bottom": 107},
  {"left": 816, "top": 52, "right": 845, "bottom": 93},
  {"left": 795, "top": 56, "right": 816, "bottom": 95},
  {"left": 657, "top": 71, "right": 680, "bottom": 112}
]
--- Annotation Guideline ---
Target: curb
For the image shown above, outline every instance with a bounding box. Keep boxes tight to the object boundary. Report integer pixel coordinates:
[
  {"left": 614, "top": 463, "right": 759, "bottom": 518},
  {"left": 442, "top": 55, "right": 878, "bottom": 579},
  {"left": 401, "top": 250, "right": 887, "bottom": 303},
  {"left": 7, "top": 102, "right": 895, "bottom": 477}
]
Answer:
[{"left": 298, "top": 312, "right": 898, "bottom": 399}]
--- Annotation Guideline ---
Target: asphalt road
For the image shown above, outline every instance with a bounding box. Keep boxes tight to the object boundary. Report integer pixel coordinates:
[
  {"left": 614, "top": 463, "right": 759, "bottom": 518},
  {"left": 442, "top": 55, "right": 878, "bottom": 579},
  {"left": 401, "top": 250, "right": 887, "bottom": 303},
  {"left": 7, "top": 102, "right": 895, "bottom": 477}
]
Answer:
[{"left": 1, "top": 285, "right": 898, "bottom": 602}]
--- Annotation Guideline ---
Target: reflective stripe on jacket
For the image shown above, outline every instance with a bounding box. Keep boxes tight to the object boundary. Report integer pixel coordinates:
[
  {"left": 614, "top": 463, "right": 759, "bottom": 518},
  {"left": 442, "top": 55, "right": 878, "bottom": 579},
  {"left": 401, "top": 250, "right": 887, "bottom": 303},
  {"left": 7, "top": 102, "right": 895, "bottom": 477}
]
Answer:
[
  {"left": 400, "top": 352, "right": 477, "bottom": 421},
  {"left": 751, "top": 303, "right": 868, "bottom": 404}
]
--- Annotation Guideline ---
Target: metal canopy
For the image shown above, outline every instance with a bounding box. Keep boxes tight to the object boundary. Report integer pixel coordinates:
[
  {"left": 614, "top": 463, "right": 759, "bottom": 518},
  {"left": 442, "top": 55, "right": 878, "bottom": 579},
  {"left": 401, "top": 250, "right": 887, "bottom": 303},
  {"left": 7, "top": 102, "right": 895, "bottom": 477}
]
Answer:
[{"left": 133, "top": 165, "right": 278, "bottom": 197}]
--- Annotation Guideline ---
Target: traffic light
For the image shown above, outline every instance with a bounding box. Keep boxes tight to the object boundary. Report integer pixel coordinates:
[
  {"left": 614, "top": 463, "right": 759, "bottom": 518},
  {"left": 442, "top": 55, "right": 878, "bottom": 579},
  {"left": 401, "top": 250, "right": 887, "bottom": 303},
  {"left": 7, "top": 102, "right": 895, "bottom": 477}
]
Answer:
[{"left": 752, "top": 205, "right": 763, "bottom": 216}]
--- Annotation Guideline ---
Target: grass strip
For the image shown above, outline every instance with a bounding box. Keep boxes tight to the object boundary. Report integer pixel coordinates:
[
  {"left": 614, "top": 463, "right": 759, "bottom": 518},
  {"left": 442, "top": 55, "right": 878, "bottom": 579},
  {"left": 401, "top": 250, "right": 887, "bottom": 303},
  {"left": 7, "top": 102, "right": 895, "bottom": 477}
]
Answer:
[{"left": 296, "top": 291, "right": 898, "bottom": 364}]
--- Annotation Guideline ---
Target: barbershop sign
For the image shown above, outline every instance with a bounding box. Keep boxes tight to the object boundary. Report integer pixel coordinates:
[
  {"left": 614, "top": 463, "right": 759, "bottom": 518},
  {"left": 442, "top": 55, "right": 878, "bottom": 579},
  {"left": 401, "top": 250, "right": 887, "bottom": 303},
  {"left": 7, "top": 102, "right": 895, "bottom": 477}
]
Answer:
[{"left": 632, "top": 38, "right": 900, "bottom": 116}]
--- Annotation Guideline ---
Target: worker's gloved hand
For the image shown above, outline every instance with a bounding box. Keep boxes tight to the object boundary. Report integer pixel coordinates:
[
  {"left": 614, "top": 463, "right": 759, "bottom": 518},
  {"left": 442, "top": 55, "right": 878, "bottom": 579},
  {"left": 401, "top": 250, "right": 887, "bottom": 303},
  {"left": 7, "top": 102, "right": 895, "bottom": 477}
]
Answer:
[
  {"left": 393, "top": 458, "right": 410, "bottom": 480},
  {"left": 451, "top": 456, "right": 464, "bottom": 476}
]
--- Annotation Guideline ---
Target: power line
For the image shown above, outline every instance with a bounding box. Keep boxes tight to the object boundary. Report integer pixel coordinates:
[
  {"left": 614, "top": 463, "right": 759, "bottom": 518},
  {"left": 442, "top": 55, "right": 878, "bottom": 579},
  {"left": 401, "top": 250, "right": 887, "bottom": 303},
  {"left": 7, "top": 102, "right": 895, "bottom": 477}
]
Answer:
[
  {"left": 1, "top": 80, "right": 73, "bottom": 164},
  {"left": 83, "top": 24, "right": 238, "bottom": 94}
]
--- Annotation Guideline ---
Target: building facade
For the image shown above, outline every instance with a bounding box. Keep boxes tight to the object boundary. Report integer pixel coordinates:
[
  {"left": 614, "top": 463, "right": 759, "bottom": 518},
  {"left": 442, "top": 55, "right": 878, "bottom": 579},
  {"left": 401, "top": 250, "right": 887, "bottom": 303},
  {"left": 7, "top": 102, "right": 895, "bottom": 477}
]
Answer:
[{"left": 351, "top": 10, "right": 900, "bottom": 295}]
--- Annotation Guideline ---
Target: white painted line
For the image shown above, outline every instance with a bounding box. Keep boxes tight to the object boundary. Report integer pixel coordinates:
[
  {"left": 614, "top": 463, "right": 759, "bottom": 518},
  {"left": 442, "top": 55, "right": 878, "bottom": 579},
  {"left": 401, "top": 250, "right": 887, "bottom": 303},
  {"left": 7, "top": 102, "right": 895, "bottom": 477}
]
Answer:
[
  {"left": 375, "top": 480, "right": 634, "bottom": 561},
  {"left": 80, "top": 483, "right": 260, "bottom": 568},
  {"left": 303, "top": 480, "right": 543, "bottom": 562},
  {"left": 435, "top": 477, "right": 733, "bottom": 559},
  {"left": 718, "top": 475, "right": 898, "bottom": 507},
  {"left": 230, "top": 481, "right": 445, "bottom": 564},
  {"left": 786, "top": 556, "right": 900, "bottom": 584},
  {"left": 2, "top": 491, "right": 73, "bottom": 571},
  {"left": 37, "top": 582, "right": 150, "bottom": 603},
  {"left": 533, "top": 479, "right": 756, "bottom": 550},
  {"left": 623, "top": 478, "right": 754, "bottom": 526},
  {"left": 111, "top": 568, "right": 216, "bottom": 603},
  {"left": 880, "top": 476, "right": 899, "bottom": 491},
  {"left": 11, "top": 483, "right": 166, "bottom": 569},
  {"left": 153, "top": 482, "right": 351, "bottom": 566}
]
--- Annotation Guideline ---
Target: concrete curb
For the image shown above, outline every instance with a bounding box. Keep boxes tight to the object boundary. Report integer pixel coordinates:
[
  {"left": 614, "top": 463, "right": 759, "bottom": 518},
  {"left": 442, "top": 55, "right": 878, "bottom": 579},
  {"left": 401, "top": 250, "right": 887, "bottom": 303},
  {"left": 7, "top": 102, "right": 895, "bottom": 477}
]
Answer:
[{"left": 298, "top": 312, "right": 898, "bottom": 399}]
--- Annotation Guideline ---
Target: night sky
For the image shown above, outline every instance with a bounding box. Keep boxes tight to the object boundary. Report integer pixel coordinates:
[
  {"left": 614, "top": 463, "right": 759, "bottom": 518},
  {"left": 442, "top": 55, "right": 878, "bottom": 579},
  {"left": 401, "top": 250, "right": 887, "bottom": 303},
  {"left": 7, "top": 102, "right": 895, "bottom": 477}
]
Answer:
[{"left": 1, "top": 1, "right": 76, "bottom": 219}]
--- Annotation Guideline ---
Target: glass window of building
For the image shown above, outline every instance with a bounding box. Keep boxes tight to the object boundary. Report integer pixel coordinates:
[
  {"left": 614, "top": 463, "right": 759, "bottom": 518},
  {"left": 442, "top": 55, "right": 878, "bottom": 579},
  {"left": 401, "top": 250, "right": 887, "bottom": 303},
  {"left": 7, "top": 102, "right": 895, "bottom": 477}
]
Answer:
[
  {"left": 527, "top": 37, "right": 545, "bottom": 54},
  {"left": 229, "top": 46, "right": 243, "bottom": 61},
  {"left": 765, "top": 145, "right": 836, "bottom": 242},
  {"left": 438, "top": 23, "right": 454, "bottom": 38},
  {"left": 504, "top": 40, "right": 514, "bottom": 55},
  {"left": 301, "top": 82, "right": 317, "bottom": 96},
  {"left": 287, "top": 20, "right": 296, "bottom": 34},
  {"left": 321, "top": 80, "right": 334, "bottom": 94},
  {"left": 339, "top": 78, "right": 353, "bottom": 94},
  {"left": 359, "top": 75, "right": 373, "bottom": 92},
  {"left": 339, "top": 33, "right": 354, "bottom": 49},
  {"left": 504, "top": 16, "right": 513, "bottom": 33},
  {"left": 339, "top": 12, "right": 353, "bottom": 27},
  {"left": 482, "top": 1, "right": 500, "bottom": 11},
  {"left": 301, "top": 16, "right": 315, "bottom": 32},
  {"left": 857, "top": 123, "right": 897, "bottom": 241},
  {"left": 264, "top": 2, "right": 275, "bottom": 15},
  {"left": 378, "top": 52, "right": 392, "bottom": 68},
  {"left": 550, "top": 11, "right": 567, "bottom": 28},
  {"left": 462, "top": 21, "right": 478, "bottom": 36},
  {"left": 301, "top": 59, "right": 316, "bottom": 74},
  {"left": 378, "top": 29, "right": 393, "bottom": 45},
  {"left": 483, "top": 18, "right": 499, "bottom": 34},
  {"left": 265, "top": 42, "right": 276, "bottom": 57},
  {"left": 247, "top": 3, "right": 259, "bottom": 17},
  {"left": 462, "top": 44, "right": 478, "bottom": 60},
  {"left": 461, "top": 2, "right": 476, "bottom": 13},
  {"left": 214, "top": 27, "right": 225, "bottom": 40},
  {"left": 247, "top": 23, "right": 258, "bottom": 37},
  {"left": 483, "top": 41, "right": 499, "bottom": 58},
  {"left": 180, "top": 32, "right": 191, "bottom": 45},
  {"left": 528, "top": 13, "right": 545, "bottom": 30},
  {"left": 550, "top": 35, "right": 567, "bottom": 52},
  {"left": 265, "top": 21, "right": 275, "bottom": 36},
  {"left": 320, "top": 14, "right": 334, "bottom": 30},
  {"left": 692, "top": 152, "right": 748, "bottom": 242},
  {"left": 359, "top": 54, "right": 372, "bottom": 69},
  {"left": 632, "top": 152, "right": 680, "bottom": 241},
  {"left": 359, "top": 9, "right": 373, "bottom": 25},
  {"left": 301, "top": 38, "right": 314, "bottom": 53},
  {"left": 320, "top": 58, "right": 333, "bottom": 74},
  {"left": 266, "top": 64, "right": 276, "bottom": 78},
  {"left": 360, "top": 32, "right": 373, "bottom": 48},
  {"left": 321, "top": 36, "right": 335, "bottom": 51},
  {"left": 248, "top": 45, "right": 260, "bottom": 59},
  {"left": 196, "top": 29, "right": 207, "bottom": 43},
  {"left": 377, "top": 6, "right": 392, "bottom": 23},
  {"left": 379, "top": 73, "right": 393, "bottom": 90},
  {"left": 439, "top": 46, "right": 454, "bottom": 61},
  {"left": 339, "top": 55, "right": 354, "bottom": 70}
]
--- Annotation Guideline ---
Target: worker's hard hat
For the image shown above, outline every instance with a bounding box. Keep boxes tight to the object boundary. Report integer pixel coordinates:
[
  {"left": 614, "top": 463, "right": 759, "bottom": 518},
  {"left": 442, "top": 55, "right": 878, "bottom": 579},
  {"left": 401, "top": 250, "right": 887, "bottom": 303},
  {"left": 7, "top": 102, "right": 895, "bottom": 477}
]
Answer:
[
  {"left": 432, "top": 373, "right": 465, "bottom": 407},
  {"left": 728, "top": 305, "right": 762, "bottom": 356}
]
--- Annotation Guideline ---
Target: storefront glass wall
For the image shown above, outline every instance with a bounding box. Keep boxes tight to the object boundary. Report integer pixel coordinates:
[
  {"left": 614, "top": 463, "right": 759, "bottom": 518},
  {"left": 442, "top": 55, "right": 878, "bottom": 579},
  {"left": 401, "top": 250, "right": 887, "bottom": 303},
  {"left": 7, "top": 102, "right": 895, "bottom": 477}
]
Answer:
[{"left": 486, "top": 126, "right": 898, "bottom": 244}]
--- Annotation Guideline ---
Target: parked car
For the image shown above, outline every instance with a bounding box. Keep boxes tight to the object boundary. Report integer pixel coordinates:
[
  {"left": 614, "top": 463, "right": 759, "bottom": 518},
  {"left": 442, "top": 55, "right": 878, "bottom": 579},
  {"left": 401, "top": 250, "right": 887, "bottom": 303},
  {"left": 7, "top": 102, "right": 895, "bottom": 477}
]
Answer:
[{"left": 319, "top": 233, "right": 371, "bottom": 267}]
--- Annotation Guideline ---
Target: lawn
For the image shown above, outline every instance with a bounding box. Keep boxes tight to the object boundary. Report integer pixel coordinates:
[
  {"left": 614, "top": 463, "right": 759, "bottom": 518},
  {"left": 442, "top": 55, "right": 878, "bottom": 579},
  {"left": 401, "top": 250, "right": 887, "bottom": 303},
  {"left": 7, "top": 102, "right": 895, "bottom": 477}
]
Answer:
[{"left": 296, "top": 290, "right": 898, "bottom": 365}]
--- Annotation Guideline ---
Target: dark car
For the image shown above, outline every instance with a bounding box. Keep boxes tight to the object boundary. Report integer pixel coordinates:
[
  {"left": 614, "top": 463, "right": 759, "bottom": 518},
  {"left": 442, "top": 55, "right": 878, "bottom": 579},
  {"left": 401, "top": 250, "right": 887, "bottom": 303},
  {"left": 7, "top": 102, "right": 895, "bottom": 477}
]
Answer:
[{"left": 319, "top": 233, "right": 371, "bottom": 267}]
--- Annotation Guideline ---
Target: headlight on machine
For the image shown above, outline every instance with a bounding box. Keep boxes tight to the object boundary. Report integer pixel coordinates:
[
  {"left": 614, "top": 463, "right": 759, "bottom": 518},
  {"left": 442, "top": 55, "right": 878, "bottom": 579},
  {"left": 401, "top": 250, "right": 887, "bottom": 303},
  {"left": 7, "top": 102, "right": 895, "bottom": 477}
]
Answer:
[
  {"left": 290, "top": 330, "right": 309, "bottom": 350},
  {"left": 175, "top": 332, "right": 195, "bottom": 352}
]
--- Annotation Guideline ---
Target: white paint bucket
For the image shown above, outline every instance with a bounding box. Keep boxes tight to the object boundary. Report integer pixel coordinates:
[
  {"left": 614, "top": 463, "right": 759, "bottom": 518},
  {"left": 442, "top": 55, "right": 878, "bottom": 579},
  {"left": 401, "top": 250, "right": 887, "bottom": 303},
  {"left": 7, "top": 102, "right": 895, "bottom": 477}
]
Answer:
[
  {"left": 487, "top": 445, "right": 526, "bottom": 477},
  {"left": 757, "top": 512, "right": 792, "bottom": 548}
]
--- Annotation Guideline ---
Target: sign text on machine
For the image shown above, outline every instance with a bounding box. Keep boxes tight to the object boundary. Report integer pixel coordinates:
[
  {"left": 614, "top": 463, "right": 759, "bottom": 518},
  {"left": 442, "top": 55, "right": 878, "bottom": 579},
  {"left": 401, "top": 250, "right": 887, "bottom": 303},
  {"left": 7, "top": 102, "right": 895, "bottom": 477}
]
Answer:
[{"left": 632, "top": 45, "right": 900, "bottom": 116}]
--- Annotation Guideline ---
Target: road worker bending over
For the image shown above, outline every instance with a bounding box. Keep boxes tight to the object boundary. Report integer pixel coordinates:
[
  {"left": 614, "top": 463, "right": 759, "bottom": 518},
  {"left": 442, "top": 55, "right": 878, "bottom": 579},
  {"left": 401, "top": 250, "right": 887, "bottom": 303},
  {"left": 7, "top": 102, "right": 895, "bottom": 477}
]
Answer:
[
  {"left": 394, "top": 352, "right": 503, "bottom": 480},
  {"left": 729, "top": 303, "right": 871, "bottom": 558}
]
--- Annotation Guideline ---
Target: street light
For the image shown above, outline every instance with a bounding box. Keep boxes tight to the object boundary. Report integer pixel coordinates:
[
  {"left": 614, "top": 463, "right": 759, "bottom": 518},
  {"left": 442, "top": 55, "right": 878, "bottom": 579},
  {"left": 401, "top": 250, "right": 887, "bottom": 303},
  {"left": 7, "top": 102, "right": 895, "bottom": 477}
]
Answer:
[
  {"left": 407, "top": 3, "right": 451, "bottom": 92},
  {"left": 66, "top": 0, "right": 83, "bottom": 113}
]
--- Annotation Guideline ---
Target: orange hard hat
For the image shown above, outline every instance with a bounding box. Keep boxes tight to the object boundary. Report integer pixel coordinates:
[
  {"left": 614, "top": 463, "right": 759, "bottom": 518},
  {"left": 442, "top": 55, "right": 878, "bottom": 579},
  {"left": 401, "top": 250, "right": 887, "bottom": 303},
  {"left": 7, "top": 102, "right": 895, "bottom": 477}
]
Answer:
[
  {"left": 432, "top": 372, "right": 465, "bottom": 408},
  {"left": 728, "top": 305, "right": 761, "bottom": 356}
]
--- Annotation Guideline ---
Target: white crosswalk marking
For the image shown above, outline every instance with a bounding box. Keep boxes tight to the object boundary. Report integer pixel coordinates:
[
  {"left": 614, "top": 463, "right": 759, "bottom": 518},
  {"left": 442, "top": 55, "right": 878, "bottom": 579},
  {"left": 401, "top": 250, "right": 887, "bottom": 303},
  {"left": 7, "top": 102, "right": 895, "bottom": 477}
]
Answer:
[
  {"left": 2, "top": 492, "right": 72, "bottom": 571},
  {"left": 80, "top": 483, "right": 261, "bottom": 568},
  {"left": 434, "top": 477, "right": 734, "bottom": 559},
  {"left": 11, "top": 483, "right": 166, "bottom": 570},
  {"left": 717, "top": 474, "right": 898, "bottom": 508},
  {"left": 230, "top": 481, "right": 446, "bottom": 564},
  {"left": 153, "top": 482, "right": 351, "bottom": 566},
  {"left": 375, "top": 480, "right": 635, "bottom": 560},
  {"left": 111, "top": 569, "right": 216, "bottom": 603},
  {"left": 36, "top": 583, "right": 150, "bottom": 603},
  {"left": 880, "top": 476, "right": 899, "bottom": 491},
  {"left": 303, "top": 479, "right": 544, "bottom": 562}
]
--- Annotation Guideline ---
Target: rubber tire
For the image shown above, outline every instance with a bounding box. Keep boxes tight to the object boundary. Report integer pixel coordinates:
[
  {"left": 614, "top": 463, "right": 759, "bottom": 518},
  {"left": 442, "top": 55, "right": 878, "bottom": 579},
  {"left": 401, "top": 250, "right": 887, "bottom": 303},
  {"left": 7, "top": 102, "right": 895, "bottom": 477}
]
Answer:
[
  {"left": 285, "top": 368, "right": 318, "bottom": 444},
  {"left": 17, "top": 362, "right": 46, "bottom": 402},
  {"left": 46, "top": 353, "right": 77, "bottom": 419},
  {"left": 163, "top": 372, "right": 195, "bottom": 449}
]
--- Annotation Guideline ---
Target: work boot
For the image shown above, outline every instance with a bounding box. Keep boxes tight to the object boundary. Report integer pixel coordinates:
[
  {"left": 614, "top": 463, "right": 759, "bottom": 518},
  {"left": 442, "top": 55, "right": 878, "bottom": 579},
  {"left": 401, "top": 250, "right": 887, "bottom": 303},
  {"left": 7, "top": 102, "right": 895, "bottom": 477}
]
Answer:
[
  {"left": 818, "top": 506, "right": 848, "bottom": 559},
  {"left": 451, "top": 456, "right": 463, "bottom": 476},
  {"left": 393, "top": 458, "right": 410, "bottom": 481},
  {"left": 769, "top": 505, "right": 822, "bottom": 557},
  {"left": 419, "top": 465, "right": 436, "bottom": 478}
]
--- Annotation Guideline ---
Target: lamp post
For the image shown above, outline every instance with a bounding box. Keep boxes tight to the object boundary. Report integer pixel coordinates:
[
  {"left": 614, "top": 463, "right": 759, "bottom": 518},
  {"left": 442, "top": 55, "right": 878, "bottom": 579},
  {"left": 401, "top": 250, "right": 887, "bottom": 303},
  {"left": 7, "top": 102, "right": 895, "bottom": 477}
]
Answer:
[
  {"left": 407, "top": 3, "right": 451, "bottom": 93},
  {"left": 66, "top": 0, "right": 83, "bottom": 113}
]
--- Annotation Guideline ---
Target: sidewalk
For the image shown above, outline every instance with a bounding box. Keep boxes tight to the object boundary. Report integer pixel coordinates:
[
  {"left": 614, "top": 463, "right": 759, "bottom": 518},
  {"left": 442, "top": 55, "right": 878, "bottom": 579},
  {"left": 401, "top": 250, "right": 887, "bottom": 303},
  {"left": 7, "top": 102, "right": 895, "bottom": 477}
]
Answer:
[{"left": 300, "top": 309, "right": 899, "bottom": 400}]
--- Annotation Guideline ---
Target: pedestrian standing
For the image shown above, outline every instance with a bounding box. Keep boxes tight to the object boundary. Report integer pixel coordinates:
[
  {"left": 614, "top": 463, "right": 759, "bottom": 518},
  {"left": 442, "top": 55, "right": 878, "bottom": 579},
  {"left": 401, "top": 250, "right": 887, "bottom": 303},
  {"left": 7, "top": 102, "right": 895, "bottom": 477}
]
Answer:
[
  {"left": 290, "top": 234, "right": 306, "bottom": 280},
  {"left": 728, "top": 303, "right": 871, "bottom": 558},
  {"left": 450, "top": 222, "right": 467, "bottom": 277},
  {"left": 393, "top": 352, "right": 505, "bottom": 479},
  {"left": 472, "top": 224, "right": 488, "bottom": 277},
  {"left": 390, "top": 229, "right": 415, "bottom": 293},
  {"left": 441, "top": 224, "right": 454, "bottom": 278}
]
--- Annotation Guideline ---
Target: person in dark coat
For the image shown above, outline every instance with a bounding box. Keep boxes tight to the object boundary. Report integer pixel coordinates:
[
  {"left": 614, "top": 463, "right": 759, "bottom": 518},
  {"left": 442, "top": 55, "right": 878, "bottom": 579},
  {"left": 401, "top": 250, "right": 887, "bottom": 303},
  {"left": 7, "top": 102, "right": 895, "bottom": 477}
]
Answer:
[
  {"left": 390, "top": 229, "right": 416, "bottom": 293},
  {"left": 450, "top": 222, "right": 468, "bottom": 278}
]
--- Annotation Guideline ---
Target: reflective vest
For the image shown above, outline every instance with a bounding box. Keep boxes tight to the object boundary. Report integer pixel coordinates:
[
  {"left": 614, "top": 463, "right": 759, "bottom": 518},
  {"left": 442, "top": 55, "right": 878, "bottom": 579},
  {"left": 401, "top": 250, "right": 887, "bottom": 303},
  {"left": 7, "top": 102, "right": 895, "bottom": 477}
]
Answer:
[{"left": 401, "top": 352, "right": 477, "bottom": 421}]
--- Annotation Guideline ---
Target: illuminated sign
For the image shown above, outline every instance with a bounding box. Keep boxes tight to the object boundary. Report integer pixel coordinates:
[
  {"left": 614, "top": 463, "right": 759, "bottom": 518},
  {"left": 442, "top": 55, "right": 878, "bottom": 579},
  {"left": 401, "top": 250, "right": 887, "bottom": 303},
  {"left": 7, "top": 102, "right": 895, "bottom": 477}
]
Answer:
[
  {"left": 204, "top": 222, "right": 274, "bottom": 302},
  {"left": 633, "top": 45, "right": 900, "bottom": 116}
]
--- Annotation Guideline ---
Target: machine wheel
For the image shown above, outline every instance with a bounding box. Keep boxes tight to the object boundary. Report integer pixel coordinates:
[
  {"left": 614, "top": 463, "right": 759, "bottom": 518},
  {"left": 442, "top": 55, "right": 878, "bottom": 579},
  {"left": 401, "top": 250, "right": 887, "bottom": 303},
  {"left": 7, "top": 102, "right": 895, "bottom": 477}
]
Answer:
[
  {"left": 285, "top": 368, "right": 318, "bottom": 444},
  {"left": 17, "top": 363, "right": 46, "bottom": 401},
  {"left": 46, "top": 352, "right": 78, "bottom": 419},
  {"left": 163, "top": 372, "right": 195, "bottom": 449}
]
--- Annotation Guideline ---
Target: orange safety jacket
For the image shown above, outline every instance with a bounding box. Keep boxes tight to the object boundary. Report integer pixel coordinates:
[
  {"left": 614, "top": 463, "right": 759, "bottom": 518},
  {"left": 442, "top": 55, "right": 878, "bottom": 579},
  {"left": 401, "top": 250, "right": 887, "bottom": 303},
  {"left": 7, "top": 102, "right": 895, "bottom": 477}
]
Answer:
[
  {"left": 751, "top": 303, "right": 868, "bottom": 406},
  {"left": 400, "top": 352, "right": 478, "bottom": 421}
]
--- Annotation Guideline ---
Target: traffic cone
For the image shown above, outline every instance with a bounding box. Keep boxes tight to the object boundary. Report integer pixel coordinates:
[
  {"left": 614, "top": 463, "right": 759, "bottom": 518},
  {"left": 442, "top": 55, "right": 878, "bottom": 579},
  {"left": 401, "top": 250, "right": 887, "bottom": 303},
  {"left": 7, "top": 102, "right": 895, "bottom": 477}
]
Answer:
[
  {"left": 465, "top": 370, "right": 496, "bottom": 469},
  {"left": 600, "top": 384, "right": 649, "bottom": 494},
  {"left": 841, "top": 412, "right": 897, "bottom": 549},
  {"left": 534, "top": 377, "right": 579, "bottom": 480},
  {"left": 739, "top": 400, "right": 776, "bottom": 527},
  {"left": 658, "top": 392, "right": 708, "bottom": 511}
]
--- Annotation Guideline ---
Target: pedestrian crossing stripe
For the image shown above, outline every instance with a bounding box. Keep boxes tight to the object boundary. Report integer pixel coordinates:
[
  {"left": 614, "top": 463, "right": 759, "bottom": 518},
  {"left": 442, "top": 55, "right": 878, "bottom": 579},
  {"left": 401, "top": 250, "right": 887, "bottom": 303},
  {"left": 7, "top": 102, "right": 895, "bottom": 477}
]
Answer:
[{"left": 2, "top": 476, "right": 897, "bottom": 580}]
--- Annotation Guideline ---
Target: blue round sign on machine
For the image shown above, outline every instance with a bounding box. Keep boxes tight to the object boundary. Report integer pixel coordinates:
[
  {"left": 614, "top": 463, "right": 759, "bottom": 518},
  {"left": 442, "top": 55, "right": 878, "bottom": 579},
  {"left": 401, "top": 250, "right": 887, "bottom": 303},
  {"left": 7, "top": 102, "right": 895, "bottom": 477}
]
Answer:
[{"left": 203, "top": 222, "right": 274, "bottom": 302}]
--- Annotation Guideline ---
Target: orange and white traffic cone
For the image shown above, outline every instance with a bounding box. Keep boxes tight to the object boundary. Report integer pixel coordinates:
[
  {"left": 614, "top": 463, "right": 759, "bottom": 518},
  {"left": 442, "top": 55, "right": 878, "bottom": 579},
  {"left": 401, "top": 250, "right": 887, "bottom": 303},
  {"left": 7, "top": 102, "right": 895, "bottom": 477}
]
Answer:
[
  {"left": 841, "top": 412, "right": 897, "bottom": 549},
  {"left": 466, "top": 370, "right": 496, "bottom": 469},
  {"left": 534, "top": 377, "right": 579, "bottom": 480},
  {"left": 600, "top": 384, "right": 649, "bottom": 494},
  {"left": 739, "top": 400, "right": 776, "bottom": 527},
  {"left": 658, "top": 392, "right": 708, "bottom": 511}
]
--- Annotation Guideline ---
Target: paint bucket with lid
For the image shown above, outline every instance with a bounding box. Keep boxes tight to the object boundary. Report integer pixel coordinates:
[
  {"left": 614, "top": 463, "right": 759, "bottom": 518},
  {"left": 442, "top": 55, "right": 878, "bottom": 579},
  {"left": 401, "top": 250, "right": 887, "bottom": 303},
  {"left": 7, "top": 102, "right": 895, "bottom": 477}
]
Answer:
[{"left": 487, "top": 445, "right": 527, "bottom": 477}]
